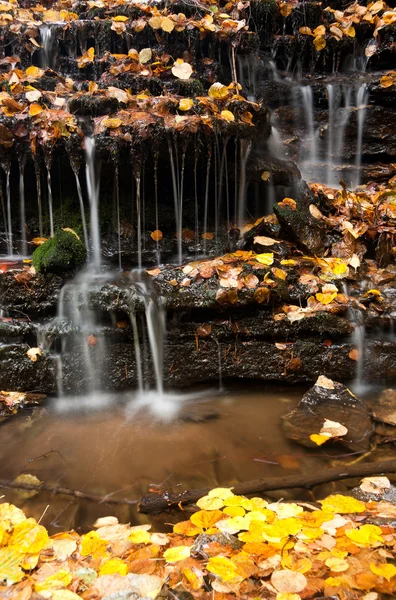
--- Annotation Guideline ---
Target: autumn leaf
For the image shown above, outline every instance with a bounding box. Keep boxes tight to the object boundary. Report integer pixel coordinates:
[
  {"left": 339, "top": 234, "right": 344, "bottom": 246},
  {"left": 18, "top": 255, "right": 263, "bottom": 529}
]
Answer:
[
  {"left": 171, "top": 60, "right": 193, "bottom": 80},
  {"left": 255, "top": 253, "right": 274, "bottom": 266},
  {"left": 370, "top": 562, "right": 396, "bottom": 581},
  {"left": 319, "top": 495, "right": 366, "bottom": 514},
  {"left": 27, "top": 347, "right": 42, "bottom": 362},
  {"left": 80, "top": 531, "right": 109, "bottom": 558},
  {"left": 150, "top": 230, "right": 163, "bottom": 241},
  {"left": 77, "top": 47, "right": 95, "bottom": 68},
  {"left": 163, "top": 545, "right": 191, "bottom": 562}
]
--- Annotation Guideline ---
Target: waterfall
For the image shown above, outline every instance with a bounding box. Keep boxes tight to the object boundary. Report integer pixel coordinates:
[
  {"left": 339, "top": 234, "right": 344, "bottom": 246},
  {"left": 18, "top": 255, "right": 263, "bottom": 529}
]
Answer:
[
  {"left": 237, "top": 138, "right": 252, "bottom": 228},
  {"left": 40, "top": 25, "right": 56, "bottom": 69},
  {"left": 73, "top": 168, "right": 89, "bottom": 250},
  {"left": 19, "top": 161, "right": 27, "bottom": 256},
  {"left": 300, "top": 86, "right": 317, "bottom": 169},
  {"left": 4, "top": 167, "right": 12, "bottom": 256},
  {"left": 46, "top": 161, "right": 54, "bottom": 237},
  {"left": 85, "top": 137, "right": 101, "bottom": 269},
  {"left": 353, "top": 83, "right": 368, "bottom": 188}
]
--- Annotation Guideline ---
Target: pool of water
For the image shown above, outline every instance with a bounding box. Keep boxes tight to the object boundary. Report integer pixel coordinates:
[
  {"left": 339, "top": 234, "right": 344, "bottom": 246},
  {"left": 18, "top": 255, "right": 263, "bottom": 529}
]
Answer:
[{"left": 0, "top": 383, "right": 387, "bottom": 534}]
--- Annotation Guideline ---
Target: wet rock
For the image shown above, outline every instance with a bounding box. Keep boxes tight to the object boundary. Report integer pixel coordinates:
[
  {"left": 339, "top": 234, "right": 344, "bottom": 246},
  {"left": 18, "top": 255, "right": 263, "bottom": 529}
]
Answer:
[
  {"left": 192, "top": 533, "right": 242, "bottom": 554},
  {"left": 0, "top": 344, "right": 56, "bottom": 394},
  {"left": 376, "top": 232, "right": 396, "bottom": 268},
  {"left": 273, "top": 183, "right": 326, "bottom": 254},
  {"left": 0, "top": 271, "right": 63, "bottom": 318},
  {"left": 370, "top": 388, "right": 396, "bottom": 427},
  {"left": 0, "top": 391, "right": 46, "bottom": 419},
  {"left": 32, "top": 229, "right": 87, "bottom": 274},
  {"left": 282, "top": 377, "right": 374, "bottom": 449}
]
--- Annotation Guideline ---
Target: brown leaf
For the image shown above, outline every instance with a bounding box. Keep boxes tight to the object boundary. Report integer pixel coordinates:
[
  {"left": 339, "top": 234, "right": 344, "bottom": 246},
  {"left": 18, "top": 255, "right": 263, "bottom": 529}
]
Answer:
[
  {"left": 88, "top": 334, "right": 98, "bottom": 348},
  {"left": 349, "top": 348, "right": 359, "bottom": 361},
  {"left": 196, "top": 324, "right": 212, "bottom": 338}
]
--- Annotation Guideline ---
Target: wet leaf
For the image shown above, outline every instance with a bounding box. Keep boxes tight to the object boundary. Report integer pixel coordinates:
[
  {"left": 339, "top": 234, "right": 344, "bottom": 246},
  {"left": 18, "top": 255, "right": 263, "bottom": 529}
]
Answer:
[
  {"left": 150, "top": 230, "right": 163, "bottom": 241},
  {"left": 179, "top": 98, "right": 194, "bottom": 111},
  {"left": 313, "top": 36, "right": 326, "bottom": 51},
  {"left": 171, "top": 60, "right": 192, "bottom": 80},
  {"left": 255, "top": 253, "right": 274, "bottom": 266},
  {"left": 163, "top": 545, "right": 191, "bottom": 562}
]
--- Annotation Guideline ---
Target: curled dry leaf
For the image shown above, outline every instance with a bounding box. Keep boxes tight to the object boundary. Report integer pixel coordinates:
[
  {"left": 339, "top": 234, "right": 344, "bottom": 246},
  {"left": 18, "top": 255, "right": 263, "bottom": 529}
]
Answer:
[
  {"left": 26, "top": 347, "right": 42, "bottom": 362},
  {"left": 315, "top": 375, "right": 335, "bottom": 389}
]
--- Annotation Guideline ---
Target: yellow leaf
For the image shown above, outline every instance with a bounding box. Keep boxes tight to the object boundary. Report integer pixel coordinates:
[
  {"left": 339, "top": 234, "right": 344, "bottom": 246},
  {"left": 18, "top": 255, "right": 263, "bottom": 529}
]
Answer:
[
  {"left": 313, "top": 36, "right": 326, "bottom": 51},
  {"left": 315, "top": 292, "right": 337, "bottom": 305},
  {"left": 77, "top": 47, "right": 95, "bottom": 68},
  {"left": 276, "top": 595, "right": 301, "bottom": 600},
  {"left": 183, "top": 566, "right": 203, "bottom": 590},
  {"left": 196, "top": 495, "right": 224, "bottom": 510},
  {"left": 220, "top": 109, "right": 235, "bottom": 122},
  {"left": 29, "top": 103, "right": 43, "bottom": 116},
  {"left": 345, "top": 524, "right": 384, "bottom": 547},
  {"left": 319, "top": 495, "right": 366, "bottom": 514},
  {"left": 190, "top": 509, "right": 223, "bottom": 529},
  {"left": 267, "top": 503, "right": 303, "bottom": 519},
  {"left": 163, "top": 545, "right": 191, "bottom": 562},
  {"left": 128, "top": 529, "right": 151, "bottom": 544},
  {"left": 272, "top": 267, "right": 287, "bottom": 280},
  {"left": 370, "top": 562, "right": 396, "bottom": 581},
  {"left": 255, "top": 253, "right": 274, "bottom": 266},
  {"left": 139, "top": 48, "right": 152, "bottom": 64},
  {"left": 52, "top": 591, "right": 82, "bottom": 600},
  {"left": 113, "top": 15, "right": 128, "bottom": 21},
  {"left": 161, "top": 16, "right": 175, "bottom": 32},
  {"left": 99, "top": 558, "right": 128, "bottom": 576},
  {"left": 173, "top": 520, "right": 201, "bottom": 536},
  {"left": 299, "top": 26, "right": 313, "bottom": 35},
  {"left": 325, "top": 557, "right": 349, "bottom": 572},
  {"left": 0, "top": 504, "right": 26, "bottom": 531},
  {"left": 223, "top": 506, "right": 245, "bottom": 517},
  {"left": 313, "top": 25, "right": 326, "bottom": 36},
  {"left": 223, "top": 495, "right": 253, "bottom": 510},
  {"left": 26, "top": 66, "right": 44, "bottom": 78},
  {"left": 345, "top": 26, "right": 355, "bottom": 37},
  {"left": 34, "top": 569, "right": 72, "bottom": 592},
  {"left": 179, "top": 98, "right": 194, "bottom": 111},
  {"left": 148, "top": 16, "right": 162, "bottom": 29},
  {"left": 207, "top": 555, "right": 244, "bottom": 583},
  {"left": 208, "top": 82, "right": 229, "bottom": 100},
  {"left": 9, "top": 517, "right": 49, "bottom": 554},
  {"left": 207, "top": 487, "right": 234, "bottom": 499},
  {"left": 0, "top": 548, "right": 24, "bottom": 585},
  {"left": 80, "top": 531, "right": 108, "bottom": 558},
  {"left": 103, "top": 117, "right": 122, "bottom": 129}
]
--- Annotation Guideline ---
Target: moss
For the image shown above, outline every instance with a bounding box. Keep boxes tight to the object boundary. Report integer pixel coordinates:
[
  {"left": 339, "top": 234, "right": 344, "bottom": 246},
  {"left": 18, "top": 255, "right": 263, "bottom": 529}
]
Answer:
[{"left": 32, "top": 229, "right": 87, "bottom": 274}]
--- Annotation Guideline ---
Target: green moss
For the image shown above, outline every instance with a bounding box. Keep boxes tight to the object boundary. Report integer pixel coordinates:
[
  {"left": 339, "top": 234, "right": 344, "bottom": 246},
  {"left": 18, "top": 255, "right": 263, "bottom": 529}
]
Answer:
[{"left": 32, "top": 229, "right": 87, "bottom": 273}]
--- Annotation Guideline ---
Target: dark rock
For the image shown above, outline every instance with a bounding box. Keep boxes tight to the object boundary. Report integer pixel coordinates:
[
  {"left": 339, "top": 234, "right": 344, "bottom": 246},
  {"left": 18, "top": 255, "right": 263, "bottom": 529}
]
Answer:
[
  {"left": 273, "top": 183, "right": 326, "bottom": 254},
  {"left": 192, "top": 533, "right": 242, "bottom": 554},
  {"left": 32, "top": 230, "right": 87, "bottom": 274},
  {"left": 0, "top": 390, "right": 46, "bottom": 419},
  {"left": 0, "top": 272, "right": 63, "bottom": 318},
  {"left": 282, "top": 377, "right": 374, "bottom": 449}
]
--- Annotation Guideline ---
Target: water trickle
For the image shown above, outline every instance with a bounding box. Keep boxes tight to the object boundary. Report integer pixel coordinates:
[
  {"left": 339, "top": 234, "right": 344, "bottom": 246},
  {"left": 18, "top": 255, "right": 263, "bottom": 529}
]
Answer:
[
  {"left": 72, "top": 167, "right": 89, "bottom": 250},
  {"left": 168, "top": 138, "right": 183, "bottom": 263},
  {"left": 114, "top": 165, "right": 122, "bottom": 271},
  {"left": 45, "top": 158, "right": 54, "bottom": 237},
  {"left": 353, "top": 83, "right": 368, "bottom": 188},
  {"left": 34, "top": 161, "right": 43, "bottom": 238},
  {"left": 2, "top": 165, "right": 12, "bottom": 256},
  {"left": 134, "top": 170, "right": 142, "bottom": 269},
  {"left": 85, "top": 137, "right": 101, "bottom": 269},
  {"left": 300, "top": 85, "right": 317, "bottom": 168},
  {"left": 18, "top": 160, "right": 27, "bottom": 256},
  {"left": 153, "top": 153, "right": 160, "bottom": 263},
  {"left": 40, "top": 25, "right": 56, "bottom": 70},
  {"left": 203, "top": 144, "right": 212, "bottom": 254},
  {"left": 237, "top": 138, "right": 252, "bottom": 228}
]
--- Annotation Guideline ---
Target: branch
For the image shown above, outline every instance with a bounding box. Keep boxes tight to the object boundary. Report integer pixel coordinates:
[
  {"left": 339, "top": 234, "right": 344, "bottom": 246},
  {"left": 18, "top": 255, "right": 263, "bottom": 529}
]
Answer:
[
  {"left": 138, "top": 458, "right": 396, "bottom": 514},
  {"left": 0, "top": 479, "right": 139, "bottom": 506},
  {"left": 2, "top": 458, "right": 396, "bottom": 514}
]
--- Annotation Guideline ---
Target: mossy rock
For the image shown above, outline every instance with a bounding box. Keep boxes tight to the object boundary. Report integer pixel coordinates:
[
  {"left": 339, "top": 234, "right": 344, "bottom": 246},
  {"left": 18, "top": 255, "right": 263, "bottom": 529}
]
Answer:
[{"left": 32, "top": 229, "right": 87, "bottom": 274}]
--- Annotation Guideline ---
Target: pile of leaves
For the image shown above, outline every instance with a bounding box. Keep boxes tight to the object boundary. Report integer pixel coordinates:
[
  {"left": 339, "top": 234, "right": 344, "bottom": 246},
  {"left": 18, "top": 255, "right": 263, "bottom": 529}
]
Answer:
[{"left": 2, "top": 481, "right": 396, "bottom": 598}]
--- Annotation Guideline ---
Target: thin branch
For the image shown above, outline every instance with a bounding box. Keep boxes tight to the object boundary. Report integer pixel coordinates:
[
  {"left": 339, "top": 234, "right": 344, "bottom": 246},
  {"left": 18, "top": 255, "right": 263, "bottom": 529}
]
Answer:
[{"left": 0, "top": 479, "right": 139, "bottom": 506}]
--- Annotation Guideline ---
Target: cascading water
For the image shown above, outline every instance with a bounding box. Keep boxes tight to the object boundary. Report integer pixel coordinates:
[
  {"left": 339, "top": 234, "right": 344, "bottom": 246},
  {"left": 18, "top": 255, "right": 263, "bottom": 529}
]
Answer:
[
  {"left": 85, "top": 137, "right": 101, "bottom": 269},
  {"left": 19, "top": 160, "right": 27, "bottom": 256},
  {"left": 40, "top": 25, "right": 56, "bottom": 70}
]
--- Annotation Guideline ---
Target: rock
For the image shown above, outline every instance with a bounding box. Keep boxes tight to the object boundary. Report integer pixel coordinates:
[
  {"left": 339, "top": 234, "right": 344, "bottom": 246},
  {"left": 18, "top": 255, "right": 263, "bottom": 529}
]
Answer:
[
  {"left": 32, "top": 229, "right": 87, "bottom": 274},
  {"left": 273, "top": 183, "right": 326, "bottom": 255},
  {"left": 370, "top": 389, "right": 396, "bottom": 427},
  {"left": 282, "top": 377, "right": 373, "bottom": 449},
  {"left": 0, "top": 391, "right": 46, "bottom": 418}
]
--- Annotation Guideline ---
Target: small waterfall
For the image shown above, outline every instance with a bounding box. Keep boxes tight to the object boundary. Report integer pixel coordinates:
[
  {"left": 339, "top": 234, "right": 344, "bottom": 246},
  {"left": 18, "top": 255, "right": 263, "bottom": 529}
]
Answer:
[
  {"left": 131, "top": 276, "right": 166, "bottom": 395},
  {"left": 45, "top": 159, "right": 54, "bottom": 237},
  {"left": 351, "top": 313, "right": 366, "bottom": 394},
  {"left": 3, "top": 166, "right": 12, "bottom": 256},
  {"left": 40, "top": 25, "right": 56, "bottom": 69},
  {"left": 237, "top": 138, "right": 252, "bottom": 227},
  {"left": 85, "top": 137, "right": 101, "bottom": 269},
  {"left": 19, "top": 160, "right": 27, "bottom": 256},
  {"left": 326, "top": 84, "right": 334, "bottom": 186},
  {"left": 353, "top": 83, "right": 368, "bottom": 188},
  {"left": 134, "top": 170, "right": 142, "bottom": 269},
  {"left": 34, "top": 161, "right": 43, "bottom": 238},
  {"left": 72, "top": 168, "right": 89, "bottom": 249},
  {"left": 300, "top": 86, "right": 317, "bottom": 168}
]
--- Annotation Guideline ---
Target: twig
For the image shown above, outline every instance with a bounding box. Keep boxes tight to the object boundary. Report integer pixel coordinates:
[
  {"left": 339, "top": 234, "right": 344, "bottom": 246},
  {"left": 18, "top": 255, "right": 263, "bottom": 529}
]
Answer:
[{"left": 0, "top": 479, "right": 139, "bottom": 506}]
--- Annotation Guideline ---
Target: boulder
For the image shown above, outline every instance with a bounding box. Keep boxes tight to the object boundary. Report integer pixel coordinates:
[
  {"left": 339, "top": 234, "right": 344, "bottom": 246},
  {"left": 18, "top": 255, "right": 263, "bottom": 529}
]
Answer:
[
  {"left": 370, "top": 388, "right": 396, "bottom": 427},
  {"left": 282, "top": 376, "right": 373, "bottom": 449},
  {"left": 32, "top": 229, "right": 87, "bottom": 274}
]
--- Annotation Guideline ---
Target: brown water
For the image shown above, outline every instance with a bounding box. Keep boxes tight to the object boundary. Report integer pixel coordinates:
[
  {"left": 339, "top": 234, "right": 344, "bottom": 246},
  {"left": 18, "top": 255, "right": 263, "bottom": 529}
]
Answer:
[{"left": 0, "top": 384, "right": 379, "bottom": 534}]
